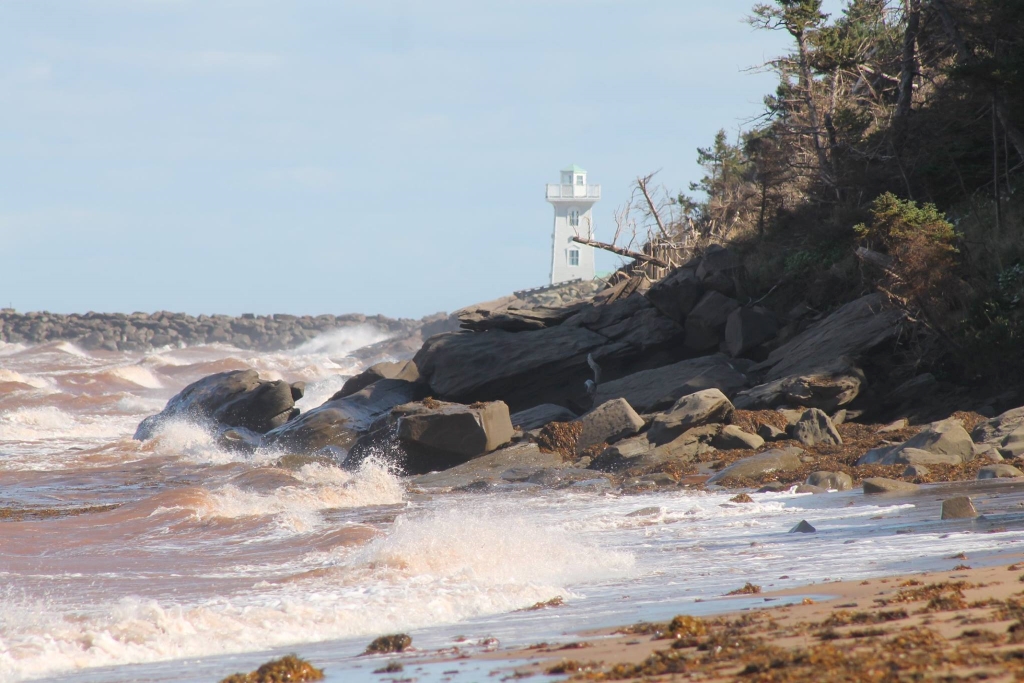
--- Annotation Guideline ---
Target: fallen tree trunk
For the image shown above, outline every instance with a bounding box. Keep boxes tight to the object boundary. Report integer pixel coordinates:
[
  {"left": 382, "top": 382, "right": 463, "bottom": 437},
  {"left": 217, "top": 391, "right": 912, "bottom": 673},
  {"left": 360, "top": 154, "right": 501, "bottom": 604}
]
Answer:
[{"left": 571, "top": 236, "right": 670, "bottom": 268}]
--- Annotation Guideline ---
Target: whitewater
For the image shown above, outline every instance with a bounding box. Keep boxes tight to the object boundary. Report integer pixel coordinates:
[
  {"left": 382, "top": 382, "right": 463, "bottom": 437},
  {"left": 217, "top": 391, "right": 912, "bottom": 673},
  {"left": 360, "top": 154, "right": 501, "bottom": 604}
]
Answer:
[{"left": 2, "top": 330, "right": 1024, "bottom": 683}]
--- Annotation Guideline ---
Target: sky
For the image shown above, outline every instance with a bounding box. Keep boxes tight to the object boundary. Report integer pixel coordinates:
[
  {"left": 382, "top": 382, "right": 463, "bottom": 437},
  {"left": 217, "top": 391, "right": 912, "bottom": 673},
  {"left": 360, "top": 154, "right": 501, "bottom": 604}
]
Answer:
[{"left": 0, "top": 0, "right": 844, "bottom": 319}]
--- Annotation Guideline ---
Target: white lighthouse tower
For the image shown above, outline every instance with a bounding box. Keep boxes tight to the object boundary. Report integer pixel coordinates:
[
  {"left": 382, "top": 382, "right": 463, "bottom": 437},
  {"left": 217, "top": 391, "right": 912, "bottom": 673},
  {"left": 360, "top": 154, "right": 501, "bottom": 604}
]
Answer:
[{"left": 545, "top": 164, "right": 600, "bottom": 285}]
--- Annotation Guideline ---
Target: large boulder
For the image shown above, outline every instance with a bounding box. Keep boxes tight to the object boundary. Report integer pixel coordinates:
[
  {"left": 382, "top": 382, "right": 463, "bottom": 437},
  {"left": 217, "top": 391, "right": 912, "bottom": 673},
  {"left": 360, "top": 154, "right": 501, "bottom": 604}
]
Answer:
[
  {"left": 732, "top": 358, "right": 865, "bottom": 412},
  {"left": 396, "top": 400, "right": 514, "bottom": 472},
  {"left": 335, "top": 361, "right": 420, "bottom": 399},
  {"left": 575, "top": 399, "right": 645, "bottom": 453},
  {"left": 413, "top": 294, "right": 685, "bottom": 412},
  {"left": 683, "top": 291, "right": 739, "bottom": 353},
  {"left": 134, "top": 369, "right": 300, "bottom": 440},
  {"left": 410, "top": 442, "right": 566, "bottom": 489},
  {"left": 788, "top": 408, "right": 842, "bottom": 447},
  {"left": 754, "top": 294, "right": 903, "bottom": 381},
  {"left": 707, "top": 447, "right": 805, "bottom": 485},
  {"left": 856, "top": 419, "right": 974, "bottom": 466},
  {"left": 648, "top": 389, "right": 735, "bottom": 445},
  {"left": 593, "top": 354, "right": 748, "bottom": 413},
  {"left": 724, "top": 307, "right": 779, "bottom": 357},
  {"left": 897, "top": 419, "right": 975, "bottom": 461},
  {"left": 264, "top": 379, "right": 425, "bottom": 454}
]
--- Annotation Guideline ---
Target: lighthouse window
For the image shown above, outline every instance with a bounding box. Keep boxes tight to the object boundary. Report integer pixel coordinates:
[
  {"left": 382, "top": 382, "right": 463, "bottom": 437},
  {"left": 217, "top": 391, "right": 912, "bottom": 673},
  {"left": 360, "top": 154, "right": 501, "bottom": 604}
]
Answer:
[
  {"left": 568, "top": 249, "right": 580, "bottom": 267},
  {"left": 576, "top": 175, "right": 584, "bottom": 185},
  {"left": 569, "top": 210, "right": 579, "bottom": 227}
]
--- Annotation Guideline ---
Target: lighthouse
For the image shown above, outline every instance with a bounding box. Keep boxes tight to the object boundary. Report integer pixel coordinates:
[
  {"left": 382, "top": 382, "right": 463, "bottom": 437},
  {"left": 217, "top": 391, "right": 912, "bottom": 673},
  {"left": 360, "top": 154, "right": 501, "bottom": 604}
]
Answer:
[{"left": 545, "top": 164, "right": 600, "bottom": 285}]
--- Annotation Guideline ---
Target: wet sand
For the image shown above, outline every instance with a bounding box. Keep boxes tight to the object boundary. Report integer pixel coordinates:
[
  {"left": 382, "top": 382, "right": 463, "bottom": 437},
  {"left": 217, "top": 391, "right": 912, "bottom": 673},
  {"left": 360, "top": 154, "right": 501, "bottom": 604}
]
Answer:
[{"left": 475, "top": 558, "right": 1024, "bottom": 681}]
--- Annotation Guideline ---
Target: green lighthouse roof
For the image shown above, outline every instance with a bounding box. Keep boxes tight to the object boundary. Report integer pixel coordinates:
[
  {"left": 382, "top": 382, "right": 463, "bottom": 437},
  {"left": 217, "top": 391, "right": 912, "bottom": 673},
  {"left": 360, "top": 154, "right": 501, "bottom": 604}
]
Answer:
[{"left": 562, "top": 164, "right": 587, "bottom": 174}]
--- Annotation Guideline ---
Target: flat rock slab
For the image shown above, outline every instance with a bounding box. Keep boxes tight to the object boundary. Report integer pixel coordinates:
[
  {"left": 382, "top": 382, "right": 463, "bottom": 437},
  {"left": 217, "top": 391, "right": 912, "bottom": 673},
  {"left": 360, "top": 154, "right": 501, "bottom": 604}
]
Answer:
[
  {"left": 411, "top": 442, "right": 563, "bottom": 489},
  {"left": 707, "top": 447, "right": 805, "bottom": 485},
  {"left": 862, "top": 477, "right": 920, "bottom": 494},
  {"left": 511, "top": 404, "right": 578, "bottom": 431},
  {"left": 941, "top": 496, "right": 979, "bottom": 520},
  {"left": 593, "top": 353, "right": 748, "bottom": 413},
  {"left": 756, "top": 294, "right": 903, "bottom": 381}
]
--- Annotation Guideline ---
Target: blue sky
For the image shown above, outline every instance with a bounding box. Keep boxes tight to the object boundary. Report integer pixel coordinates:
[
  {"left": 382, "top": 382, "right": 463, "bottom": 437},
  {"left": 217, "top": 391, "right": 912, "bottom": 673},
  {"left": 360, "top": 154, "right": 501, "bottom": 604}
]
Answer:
[{"left": 0, "top": 0, "right": 842, "bottom": 318}]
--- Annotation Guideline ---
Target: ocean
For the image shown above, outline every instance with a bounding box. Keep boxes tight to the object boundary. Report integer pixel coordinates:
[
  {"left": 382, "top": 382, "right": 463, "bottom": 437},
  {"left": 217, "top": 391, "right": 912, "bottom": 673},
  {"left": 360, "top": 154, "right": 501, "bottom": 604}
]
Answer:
[{"left": 2, "top": 331, "right": 1023, "bottom": 682}]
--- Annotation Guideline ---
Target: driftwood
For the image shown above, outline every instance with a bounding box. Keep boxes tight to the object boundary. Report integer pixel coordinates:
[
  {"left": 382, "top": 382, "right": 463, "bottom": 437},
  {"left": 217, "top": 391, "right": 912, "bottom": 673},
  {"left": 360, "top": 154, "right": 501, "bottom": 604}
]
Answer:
[{"left": 571, "top": 236, "right": 669, "bottom": 268}]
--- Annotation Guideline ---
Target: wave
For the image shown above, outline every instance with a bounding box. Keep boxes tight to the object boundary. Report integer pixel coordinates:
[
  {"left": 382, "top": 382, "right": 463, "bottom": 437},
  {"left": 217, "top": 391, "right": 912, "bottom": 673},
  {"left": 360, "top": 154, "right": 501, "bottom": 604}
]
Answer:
[
  {"left": 193, "top": 461, "right": 405, "bottom": 533},
  {"left": 0, "top": 498, "right": 633, "bottom": 682},
  {"left": 0, "top": 406, "right": 127, "bottom": 442}
]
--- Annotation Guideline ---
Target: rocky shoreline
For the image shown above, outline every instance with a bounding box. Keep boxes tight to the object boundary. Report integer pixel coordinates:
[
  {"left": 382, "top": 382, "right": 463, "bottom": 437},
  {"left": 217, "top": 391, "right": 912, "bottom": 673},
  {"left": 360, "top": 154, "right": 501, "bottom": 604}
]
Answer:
[{"left": 132, "top": 247, "right": 1024, "bottom": 495}]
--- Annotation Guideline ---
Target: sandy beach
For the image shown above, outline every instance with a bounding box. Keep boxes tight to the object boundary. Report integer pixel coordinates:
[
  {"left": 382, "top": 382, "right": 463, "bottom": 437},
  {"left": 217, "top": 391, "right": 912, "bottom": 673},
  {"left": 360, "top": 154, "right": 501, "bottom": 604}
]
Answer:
[{"left": 417, "top": 558, "right": 1024, "bottom": 682}]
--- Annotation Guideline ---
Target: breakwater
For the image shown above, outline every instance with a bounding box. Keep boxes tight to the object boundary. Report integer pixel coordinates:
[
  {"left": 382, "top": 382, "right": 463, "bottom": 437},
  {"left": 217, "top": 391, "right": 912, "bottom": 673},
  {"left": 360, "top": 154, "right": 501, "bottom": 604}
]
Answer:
[{"left": 0, "top": 309, "right": 452, "bottom": 352}]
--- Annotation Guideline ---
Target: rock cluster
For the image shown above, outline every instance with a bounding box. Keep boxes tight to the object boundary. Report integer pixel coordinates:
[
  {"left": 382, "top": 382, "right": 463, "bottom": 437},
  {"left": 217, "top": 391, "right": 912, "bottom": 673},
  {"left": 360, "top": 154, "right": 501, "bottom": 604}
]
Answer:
[
  {"left": 132, "top": 246, "right": 1024, "bottom": 504},
  {"left": 0, "top": 309, "right": 451, "bottom": 352}
]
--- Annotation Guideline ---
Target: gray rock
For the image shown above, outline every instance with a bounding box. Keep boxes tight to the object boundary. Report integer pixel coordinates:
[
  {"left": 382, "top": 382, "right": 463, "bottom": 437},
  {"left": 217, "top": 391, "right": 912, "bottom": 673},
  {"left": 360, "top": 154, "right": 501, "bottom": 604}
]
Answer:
[
  {"left": 396, "top": 400, "right": 514, "bottom": 471},
  {"left": 898, "top": 419, "right": 975, "bottom": 462},
  {"left": 593, "top": 354, "right": 748, "bottom": 413},
  {"left": 755, "top": 294, "right": 904, "bottom": 382},
  {"left": 757, "top": 423, "right": 787, "bottom": 442},
  {"left": 410, "top": 442, "right": 562, "bottom": 489},
  {"left": 733, "top": 358, "right": 865, "bottom": 412},
  {"left": 215, "top": 425, "right": 265, "bottom": 454},
  {"left": 862, "top": 477, "right": 919, "bottom": 494},
  {"left": 683, "top": 291, "right": 739, "bottom": 353},
  {"left": 790, "top": 520, "right": 816, "bottom": 533},
  {"left": 805, "top": 471, "right": 853, "bottom": 491},
  {"left": 878, "top": 419, "right": 909, "bottom": 433},
  {"left": 135, "top": 369, "right": 298, "bottom": 440},
  {"left": 977, "top": 464, "right": 1024, "bottom": 479},
  {"left": 336, "top": 361, "right": 420, "bottom": 398},
  {"left": 998, "top": 426, "right": 1024, "bottom": 459},
  {"left": 644, "top": 267, "right": 703, "bottom": 325},
  {"left": 625, "top": 506, "right": 662, "bottom": 517},
  {"left": 794, "top": 484, "right": 827, "bottom": 494},
  {"left": 575, "top": 398, "right": 645, "bottom": 453},
  {"left": 724, "top": 307, "right": 779, "bottom": 357},
  {"left": 902, "top": 464, "right": 930, "bottom": 477},
  {"left": 972, "top": 406, "right": 1024, "bottom": 444},
  {"left": 788, "top": 408, "right": 842, "bottom": 447},
  {"left": 265, "top": 379, "right": 425, "bottom": 455},
  {"left": 589, "top": 425, "right": 718, "bottom": 473},
  {"left": 889, "top": 448, "right": 963, "bottom": 467},
  {"left": 856, "top": 444, "right": 900, "bottom": 466},
  {"left": 510, "top": 404, "right": 578, "bottom": 431},
  {"left": 648, "top": 389, "right": 734, "bottom": 445},
  {"left": 940, "top": 496, "right": 978, "bottom": 520},
  {"left": 707, "top": 447, "right": 805, "bottom": 485},
  {"left": 712, "top": 425, "right": 765, "bottom": 451}
]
